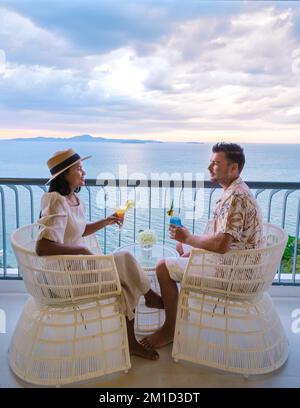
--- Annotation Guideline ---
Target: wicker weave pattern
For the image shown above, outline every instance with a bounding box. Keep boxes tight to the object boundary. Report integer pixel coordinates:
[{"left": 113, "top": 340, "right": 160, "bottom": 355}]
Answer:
[
  {"left": 10, "top": 224, "right": 121, "bottom": 305},
  {"left": 172, "top": 223, "right": 289, "bottom": 375},
  {"left": 9, "top": 224, "right": 130, "bottom": 385}
]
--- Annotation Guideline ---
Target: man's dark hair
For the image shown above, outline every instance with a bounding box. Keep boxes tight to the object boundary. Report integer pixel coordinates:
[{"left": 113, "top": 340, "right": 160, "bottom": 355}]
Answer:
[
  {"left": 48, "top": 170, "right": 81, "bottom": 196},
  {"left": 212, "top": 142, "right": 245, "bottom": 173}
]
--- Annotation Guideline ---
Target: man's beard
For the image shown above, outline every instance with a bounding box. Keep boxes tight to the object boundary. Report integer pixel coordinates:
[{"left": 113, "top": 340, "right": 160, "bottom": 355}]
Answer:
[
  {"left": 210, "top": 173, "right": 229, "bottom": 186},
  {"left": 209, "top": 174, "right": 220, "bottom": 185}
]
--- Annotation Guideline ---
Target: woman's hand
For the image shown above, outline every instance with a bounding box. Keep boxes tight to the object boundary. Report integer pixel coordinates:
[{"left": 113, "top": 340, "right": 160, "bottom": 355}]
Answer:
[
  {"left": 79, "top": 246, "right": 93, "bottom": 255},
  {"left": 169, "top": 224, "right": 192, "bottom": 244},
  {"left": 83, "top": 214, "right": 122, "bottom": 236},
  {"left": 105, "top": 213, "right": 123, "bottom": 226}
]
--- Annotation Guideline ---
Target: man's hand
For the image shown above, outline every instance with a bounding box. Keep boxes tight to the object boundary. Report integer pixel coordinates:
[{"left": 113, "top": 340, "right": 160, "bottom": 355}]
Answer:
[
  {"left": 176, "top": 242, "right": 191, "bottom": 257},
  {"left": 169, "top": 224, "right": 191, "bottom": 243},
  {"left": 176, "top": 242, "right": 184, "bottom": 256}
]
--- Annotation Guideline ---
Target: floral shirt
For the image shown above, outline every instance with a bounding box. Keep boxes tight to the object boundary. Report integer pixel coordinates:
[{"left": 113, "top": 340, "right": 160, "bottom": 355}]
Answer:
[{"left": 211, "top": 177, "right": 263, "bottom": 250}]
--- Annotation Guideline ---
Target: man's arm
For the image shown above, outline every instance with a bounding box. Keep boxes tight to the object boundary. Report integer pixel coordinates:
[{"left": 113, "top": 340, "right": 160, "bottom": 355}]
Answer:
[
  {"left": 185, "top": 232, "right": 233, "bottom": 254},
  {"left": 170, "top": 225, "right": 233, "bottom": 254}
]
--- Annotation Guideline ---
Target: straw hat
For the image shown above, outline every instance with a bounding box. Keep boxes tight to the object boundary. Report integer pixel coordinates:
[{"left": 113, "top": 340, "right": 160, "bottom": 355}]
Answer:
[{"left": 46, "top": 148, "right": 91, "bottom": 184}]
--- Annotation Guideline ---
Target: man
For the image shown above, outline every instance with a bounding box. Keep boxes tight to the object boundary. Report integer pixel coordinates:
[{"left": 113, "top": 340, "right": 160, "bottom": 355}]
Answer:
[{"left": 141, "top": 142, "right": 263, "bottom": 349}]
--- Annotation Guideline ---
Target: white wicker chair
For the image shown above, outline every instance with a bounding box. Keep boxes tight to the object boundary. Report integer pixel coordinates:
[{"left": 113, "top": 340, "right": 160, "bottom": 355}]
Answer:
[
  {"left": 172, "top": 223, "right": 289, "bottom": 375},
  {"left": 9, "top": 224, "right": 131, "bottom": 386}
]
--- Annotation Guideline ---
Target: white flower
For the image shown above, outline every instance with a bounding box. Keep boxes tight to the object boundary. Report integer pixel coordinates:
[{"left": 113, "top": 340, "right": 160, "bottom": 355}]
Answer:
[{"left": 138, "top": 229, "right": 157, "bottom": 246}]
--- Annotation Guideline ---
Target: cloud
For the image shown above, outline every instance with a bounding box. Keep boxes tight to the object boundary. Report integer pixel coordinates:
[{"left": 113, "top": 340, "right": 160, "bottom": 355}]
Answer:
[
  {"left": 132, "top": 6, "right": 300, "bottom": 133},
  {"left": 0, "top": 2, "right": 300, "bottom": 142},
  {"left": 0, "top": 7, "right": 72, "bottom": 67},
  {"left": 0, "top": 1, "right": 244, "bottom": 55},
  {"left": 0, "top": 0, "right": 172, "bottom": 55},
  {"left": 0, "top": 49, "right": 5, "bottom": 74}
]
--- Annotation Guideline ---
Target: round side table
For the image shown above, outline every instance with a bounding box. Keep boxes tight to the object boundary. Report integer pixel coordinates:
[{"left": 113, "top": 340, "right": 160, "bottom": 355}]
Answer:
[{"left": 114, "top": 243, "right": 178, "bottom": 335}]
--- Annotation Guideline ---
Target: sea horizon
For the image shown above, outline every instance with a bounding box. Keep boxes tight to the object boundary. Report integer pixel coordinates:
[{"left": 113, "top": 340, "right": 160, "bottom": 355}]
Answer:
[
  {"left": 1, "top": 139, "right": 300, "bottom": 182},
  {"left": 1, "top": 134, "right": 300, "bottom": 145}
]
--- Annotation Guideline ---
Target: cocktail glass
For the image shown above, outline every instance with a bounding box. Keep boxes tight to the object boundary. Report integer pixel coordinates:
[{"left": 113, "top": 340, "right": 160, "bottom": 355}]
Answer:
[
  {"left": 115, "top": 200, "right": 135, "bottom": 231},
  {"left": 169, "top": 215, "right": 183, "bottom": 227},
  {"left": 116, "top": 207, "right": 126, "bottom": 230},
  {"left": 167, "top": 200, "right": 183, "bottom": 227}
]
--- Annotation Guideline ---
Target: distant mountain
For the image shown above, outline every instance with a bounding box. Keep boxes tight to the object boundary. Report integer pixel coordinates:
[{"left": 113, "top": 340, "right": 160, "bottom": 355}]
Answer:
[{"left": 5, "top": 134, "right": 163, "bottom": 144}]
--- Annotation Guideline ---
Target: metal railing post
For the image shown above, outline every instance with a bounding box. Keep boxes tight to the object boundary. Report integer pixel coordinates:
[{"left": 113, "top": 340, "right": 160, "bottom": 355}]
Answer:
[{"left": 0, "top": 187, "right": 7, "bottom": 276}]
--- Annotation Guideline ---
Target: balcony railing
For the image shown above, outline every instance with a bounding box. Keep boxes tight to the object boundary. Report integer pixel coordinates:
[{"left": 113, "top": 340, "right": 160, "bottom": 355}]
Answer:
[{"left": 1, "top": 178, "right": 300, "bottom": 285}]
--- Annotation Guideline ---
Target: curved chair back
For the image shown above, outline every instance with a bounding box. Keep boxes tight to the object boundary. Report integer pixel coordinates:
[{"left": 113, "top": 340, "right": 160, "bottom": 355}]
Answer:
[
  {"left": 182, "top": 223, "right": 288, "bottom": 300},
  {"left": 11, "top": 224, "right": 121, "bottom": 305}
]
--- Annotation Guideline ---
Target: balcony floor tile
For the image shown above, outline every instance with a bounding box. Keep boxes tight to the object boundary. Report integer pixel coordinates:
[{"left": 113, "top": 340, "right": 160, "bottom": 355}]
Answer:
[{"left": 0, "top": 294, "right": 299, "bottom": 388}]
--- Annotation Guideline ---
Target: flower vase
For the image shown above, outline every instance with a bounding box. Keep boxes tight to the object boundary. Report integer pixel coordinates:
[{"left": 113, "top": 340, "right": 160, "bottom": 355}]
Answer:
[{"left": 141, "top": 244, "right": 153, "bottom": 261}]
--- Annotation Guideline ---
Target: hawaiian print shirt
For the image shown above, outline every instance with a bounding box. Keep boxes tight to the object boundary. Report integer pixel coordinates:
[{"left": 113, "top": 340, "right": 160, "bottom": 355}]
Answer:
[{"left": 211, "top": 177, "right": 263, "bottom": 250}]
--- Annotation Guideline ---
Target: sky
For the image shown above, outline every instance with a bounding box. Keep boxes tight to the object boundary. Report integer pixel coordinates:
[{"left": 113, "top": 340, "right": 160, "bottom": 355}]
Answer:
[{"left": 0, "top": 0, "right": 300, "bottom": 143}]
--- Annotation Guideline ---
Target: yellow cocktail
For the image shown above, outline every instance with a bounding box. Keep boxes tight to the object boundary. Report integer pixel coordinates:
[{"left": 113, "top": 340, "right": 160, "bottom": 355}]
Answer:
[
  {"left": 116, "top": 207, "right": 126, "bottom": 226},
  {"left": 116, "top": 200, "right": 135, "bottom": 229}
]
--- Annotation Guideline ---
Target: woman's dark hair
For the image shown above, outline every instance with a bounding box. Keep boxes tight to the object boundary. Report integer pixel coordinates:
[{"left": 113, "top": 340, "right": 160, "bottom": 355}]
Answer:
[
  {"left": 48, "top": 170, "right": 81, "bottom": 195},
  {"left": 212, "top": 142, "right": 245, "bottom": 173}
]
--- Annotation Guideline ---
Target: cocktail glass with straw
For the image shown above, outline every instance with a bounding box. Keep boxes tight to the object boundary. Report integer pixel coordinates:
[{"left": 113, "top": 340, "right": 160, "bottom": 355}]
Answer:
[
  {"left": 116, "top": 199, "right": 135, "bottom": 230},
  {"left": 167, "top": 200, "right": 183, "bottom": 227}
]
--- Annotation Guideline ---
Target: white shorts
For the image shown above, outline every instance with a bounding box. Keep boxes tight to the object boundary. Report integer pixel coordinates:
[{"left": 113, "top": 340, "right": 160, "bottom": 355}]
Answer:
[{"left": 165, "top": 243, "right": 192, "bottom": 282}]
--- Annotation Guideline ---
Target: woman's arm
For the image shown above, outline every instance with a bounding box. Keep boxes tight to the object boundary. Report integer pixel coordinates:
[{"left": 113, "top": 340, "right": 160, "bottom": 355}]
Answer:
[
  {"left": 83, "top": 214, "right": 121, "bottom": 236},
  {"left": 36, "top": 238, "right": 92, "bottom": 256}
]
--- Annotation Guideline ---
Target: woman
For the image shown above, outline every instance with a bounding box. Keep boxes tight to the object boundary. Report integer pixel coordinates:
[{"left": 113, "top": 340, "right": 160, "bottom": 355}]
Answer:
[{"left": 36, "top": 148, "right": 163, "bottom": 360}]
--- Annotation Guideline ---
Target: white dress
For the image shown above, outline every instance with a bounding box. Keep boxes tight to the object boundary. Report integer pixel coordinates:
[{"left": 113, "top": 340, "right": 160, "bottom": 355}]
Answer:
[{"left": 37, "top": 192, "right": 150, "bottom": 320}]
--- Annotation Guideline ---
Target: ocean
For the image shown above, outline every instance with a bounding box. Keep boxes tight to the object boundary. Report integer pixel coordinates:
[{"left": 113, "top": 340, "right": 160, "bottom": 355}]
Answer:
[
  {"left": 0, "top": 140, "right": 300, "bottom": 268},
  {"left": 0, "top": 140, "right": 300, "bottom": 181}
]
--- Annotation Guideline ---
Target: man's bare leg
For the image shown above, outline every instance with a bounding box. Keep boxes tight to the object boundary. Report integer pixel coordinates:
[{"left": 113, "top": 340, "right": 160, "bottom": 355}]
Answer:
[
  {"left": 126, "top": 317, "right": 159, "bottom": 360},
  {"left": 140, "top": 259, "right": 178, "bottom": 348}
]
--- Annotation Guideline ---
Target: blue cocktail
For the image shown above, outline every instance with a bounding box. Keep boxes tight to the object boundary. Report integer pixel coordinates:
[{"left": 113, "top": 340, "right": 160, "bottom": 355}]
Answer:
[
  {"left": 170, "top": 216, "right": 183, "bottom": 227},
  {"left": 167, "top": 200, "right": 184, "bottom": 227}
]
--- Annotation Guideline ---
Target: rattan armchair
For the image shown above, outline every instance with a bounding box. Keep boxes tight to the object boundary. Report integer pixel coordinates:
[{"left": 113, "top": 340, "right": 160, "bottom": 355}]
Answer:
[
  {"left": 9, "top": 223, "right": 130, "bottom": 386},
  {"left": 172, "top": 223, "right": 288, "bottom": 375}
]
